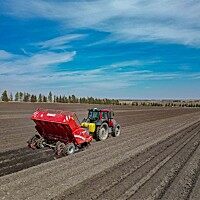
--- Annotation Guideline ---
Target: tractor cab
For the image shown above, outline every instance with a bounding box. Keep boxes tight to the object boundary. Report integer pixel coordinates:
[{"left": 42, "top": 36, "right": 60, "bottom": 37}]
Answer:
[
  {"left": 88, "top": 108, "right": 113, "bottom": 120},
  {"left": 81, "top": 108, "right": 120, "bottom": 141},
  {"left": 88, "top": 108, "right": 100, "bottom": 122}
]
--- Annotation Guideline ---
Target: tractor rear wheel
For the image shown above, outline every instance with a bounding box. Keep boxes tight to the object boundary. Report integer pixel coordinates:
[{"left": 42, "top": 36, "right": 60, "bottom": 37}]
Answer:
[
  {"left": 96, "top": 123, "right": 109, "bottom": 141},
  {"left": 112, "top": 124, "right": 121, "bottom": 137},
  {"left": 64, "top": 143, "right": 76, "bottom": 155}
]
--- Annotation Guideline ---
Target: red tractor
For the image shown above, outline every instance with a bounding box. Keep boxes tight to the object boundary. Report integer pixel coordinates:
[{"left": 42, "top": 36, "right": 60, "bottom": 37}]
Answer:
[
  {"left": 28, "top": 108, "right": 121, "bottom": 156},
  {"left": 81, "top": 108, "right": 121, "bottom": 141}
]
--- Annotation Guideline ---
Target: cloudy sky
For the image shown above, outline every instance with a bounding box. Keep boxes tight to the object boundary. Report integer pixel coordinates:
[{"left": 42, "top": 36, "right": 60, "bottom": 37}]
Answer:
[{"left": 0, "top": 0, "right": 200, "bottom": 99}]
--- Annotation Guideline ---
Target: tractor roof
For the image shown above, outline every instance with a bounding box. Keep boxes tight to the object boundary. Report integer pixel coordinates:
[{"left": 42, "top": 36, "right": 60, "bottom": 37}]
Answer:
[{"left": 88, "top": 108, "right": 112, "bottom": 112}]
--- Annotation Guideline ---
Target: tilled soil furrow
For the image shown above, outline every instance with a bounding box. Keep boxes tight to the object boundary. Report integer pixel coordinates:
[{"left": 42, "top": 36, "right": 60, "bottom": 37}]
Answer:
[
  {"left": 125, "top": 132, "right": 200, "bottom": 200},
  {"left": 0, "top": 123, "right": 33, "bottom": 131},
  {"left": 115, "top": 110, "right": 200, "bottom": 127},
  {"left": 0, "top": 148, "right": 34, "bottom": 162},
  {"left": 0, "top": 115, "right": 196, "bottom": 181},
  {"left": 0, "top": 149, "right": 54, "bottom": 177},
  {"left": 115, "top": 129, "right": 200, "bottom": 200},
  {"left": 159, "top": 134, "right": 200, "bottom": 200},
  {"left": 0, "top": 147, "right": 46, "bottom": 161},
  {"left": 0, "top": 123, "right": 137, "bottom": 173},
  {"left": 53, "top": 122, "right": 200, "bottom": 200},
  {"left": 1, "top": 107, "right": 198, "bottom": 152},
  {"left": 0, "top": 118, "right": 31, "bottom": 128},
  {"left": 0, "top": 154, "right": 54, "bottom": 177},
  {"left": 0, "top": 109, "right": 194, "bottom": 131},
  {"left": 29, "top": 124, "right": 200, "bottom": 200},
  {"left": 189, "top": 168, "right": 200, "bottom": 200},
  {"left": 1, "top": 113, "right": 200, "bottom": 200},
  {"left": 0, "top": 116, "right": 190, "bottom": 179},
  {"left": 0, "top": 148, "right": 50, "bottom": 168},
  {"left": 0, "top": 115, "right": 182, "bottom": 176},
  {"left": 0, "top": 156, "right": 53, "bottom": 177},
  {"left": 0, "top": 119, "right": 196, "bottom": 200}
]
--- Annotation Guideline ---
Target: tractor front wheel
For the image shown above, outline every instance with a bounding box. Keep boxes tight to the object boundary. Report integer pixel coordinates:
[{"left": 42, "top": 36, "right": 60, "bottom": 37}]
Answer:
[{"left": 96, "top": 123, "right": 109, "bottom": 141}]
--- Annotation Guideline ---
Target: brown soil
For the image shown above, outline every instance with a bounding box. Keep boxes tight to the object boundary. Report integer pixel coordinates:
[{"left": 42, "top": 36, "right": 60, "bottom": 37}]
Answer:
[{"left": 0, "top": 102, "right": 200, "bottom": 200}]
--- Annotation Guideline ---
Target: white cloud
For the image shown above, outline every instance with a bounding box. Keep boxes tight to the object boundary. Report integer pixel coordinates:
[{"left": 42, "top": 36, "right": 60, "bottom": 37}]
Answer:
[
  {"left": 0, "top": 50, "right": 76, "bottom": 74},
  {"left": 35, "top": 34, "right": 86, "bottom": 49},
  {"left": 1, "top": 53, "right": 199, "bottom": 98},
  {"left": 26, "top": 51, "right": 76, "bottom": 66},
  {"left": 0, "top": 50, "right": 14, "bottom": 60},
  {"left": 2, "top": 0, "right": 200, "bottom": 46},
  {"left": 109, "top": 60, "right": 160, "bottom": 68},
  {"left": 1, "top": 58, "right": 198, "bottom": 93}
]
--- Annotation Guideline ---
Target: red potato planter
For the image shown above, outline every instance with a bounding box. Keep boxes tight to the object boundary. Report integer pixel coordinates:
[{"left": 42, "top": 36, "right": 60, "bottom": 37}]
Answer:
[{"left": 28, "top": 108, "right": 93, "bottom": 156}]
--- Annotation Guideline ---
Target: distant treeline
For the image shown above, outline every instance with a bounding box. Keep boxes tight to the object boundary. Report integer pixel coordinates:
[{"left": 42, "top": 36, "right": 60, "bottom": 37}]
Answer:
[
  {"left": 0, "top": 90, "right": 120, "bottom": 105},
  {"left": 1, "top": 90, "right": 200, "bottom": 107},
  {"left": 129, "top": 101, "right": 200, "bottom": 108}
]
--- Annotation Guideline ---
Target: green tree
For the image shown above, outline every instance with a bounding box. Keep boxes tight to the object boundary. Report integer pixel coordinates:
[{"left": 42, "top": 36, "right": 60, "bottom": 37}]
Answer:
[
  {"left": 9, "top": 93, "right": 13, "bottom": 101},
  {"left": 59, "top": 95, "right": 62, "bottom": 103},
  {"left": 38, "top": 94, "right": 42, "bottom": 102},
  {"left": 48, "top": 91, "right": 53, "bottom": 103},
  {"left": 23, "top": 93, "right": 30, "bottom": 102},
  {"left": 56, "top": 96, "right": 59, "bottom": 102},
  {"left": 1, "top": 90, "right": 9, "bottom": 102},
  {"left": 71, "top": 94, "right": 77, "bottom": 103},
  {"left": 64, "top": 96, "right": 68, "bottom": 103},
  {"left": 53, "top": 95, "right": 56, "bottom": 103},
  {"left": 30, "top": 95, "right": 37, "bottom": 102},
  {"left": 15, "top": 92, "right": 19, "bottom": 101},
  {"left": 19, "top": 92, "right": 23, "bottom": 102},
  {"left": 68, "top": 95, "right": 72, "bottom": 103},
  {"left": 43, "top": 95, "right": 47, "bottom": 102}
]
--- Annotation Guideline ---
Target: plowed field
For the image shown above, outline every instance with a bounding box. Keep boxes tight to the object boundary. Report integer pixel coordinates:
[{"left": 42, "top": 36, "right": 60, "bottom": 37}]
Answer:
[{"left": 0, "top": 103, "right": 200, "bottom": 200}]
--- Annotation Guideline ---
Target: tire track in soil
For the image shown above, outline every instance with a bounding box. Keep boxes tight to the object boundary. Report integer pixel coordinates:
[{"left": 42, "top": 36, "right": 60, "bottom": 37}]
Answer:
[
  {"left": 54, "top": 122, "right": 200, "bottom": 200},
  {"left": 189, "top": 166, "right": 200, "bottom": 200},
  {"left": 0, "top": 148, "right": 54, "bottom": 177},
  {"left": 122, "top": 133, "right": 200, "bottom": 200},
  {"left": 156, "top": 144, "right": 200, "bottom": 200}
]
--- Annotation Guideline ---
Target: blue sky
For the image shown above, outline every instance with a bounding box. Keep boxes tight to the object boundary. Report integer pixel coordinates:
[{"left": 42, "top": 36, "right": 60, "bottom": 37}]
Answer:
[{"left": 0, "top": 0, "right": 200, "bottom": 99}]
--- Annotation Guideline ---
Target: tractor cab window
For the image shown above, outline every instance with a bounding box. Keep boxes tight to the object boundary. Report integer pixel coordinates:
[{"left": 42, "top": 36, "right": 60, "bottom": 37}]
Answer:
[
  {"left": 102, "top": 112, "right": 109, "bottom": 120},
  {"left": 88, "top": 110, "right": 99, "bottom": 121},
  {"left": 108, "top": 111, "right": 113, "bottom": 119}
]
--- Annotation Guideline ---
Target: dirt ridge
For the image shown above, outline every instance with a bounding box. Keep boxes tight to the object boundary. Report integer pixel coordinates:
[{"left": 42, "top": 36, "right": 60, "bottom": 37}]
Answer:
[{"left": 54, "top": 122, "right": 200, "bottom": 200}]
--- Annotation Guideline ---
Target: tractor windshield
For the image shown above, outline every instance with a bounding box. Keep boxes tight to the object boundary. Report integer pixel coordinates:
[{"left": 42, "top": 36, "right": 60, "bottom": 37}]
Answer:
[{"left": 88, "top": 110, "right": 99, "bottom": 121}]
